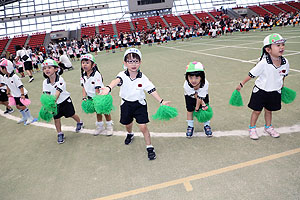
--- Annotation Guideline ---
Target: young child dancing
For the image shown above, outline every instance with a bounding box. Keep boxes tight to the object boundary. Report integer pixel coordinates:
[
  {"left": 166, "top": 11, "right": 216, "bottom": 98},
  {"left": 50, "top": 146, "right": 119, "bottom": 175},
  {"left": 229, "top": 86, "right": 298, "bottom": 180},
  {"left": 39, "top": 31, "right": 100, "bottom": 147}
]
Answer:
[
  {"left": 184, "top": 61, "right": 212, "bottom": 138},
  {"left": 0, "top": 59, "right": 34, "bottom": 124},
  {"left": 101, "top": 48, "right": 170, "bottom": 160},
  {"left": 236, "top": 33, "right": 289, "bottom": 140},
  {"left": 42, "top": 59, "right": 83, "bottom": 144},
  {"left": 80, "top": 54, "right": 113, "bottom": 136}
]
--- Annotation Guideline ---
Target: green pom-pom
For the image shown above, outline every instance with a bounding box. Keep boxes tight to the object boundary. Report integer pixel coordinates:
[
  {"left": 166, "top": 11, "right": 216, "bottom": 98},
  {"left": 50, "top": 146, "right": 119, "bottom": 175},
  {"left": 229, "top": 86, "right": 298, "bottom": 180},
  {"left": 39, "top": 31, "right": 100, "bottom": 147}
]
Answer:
[
  {"left": 152, "top": 105, "right": 178, "bottom": 121},
  {"left": 40, "top": 94, "right": 57, "bottom": 114},
  {"left": 229, "top": 90, "right": 244, "bottom": 107},
  {"left": 38, "top": 106, "right": 54, "bottom": 122},
  {"left": 93, "top": 94, "right": 114, "bottom": 114},
  {"left": 193, "top": 105, "right": 213, "bottom": 123},
  {"left": 81, "top": 99, "right": 95, "bottom": 114},
  {"left": 281, "top": 87, "right": 296, "bottom": 104}
]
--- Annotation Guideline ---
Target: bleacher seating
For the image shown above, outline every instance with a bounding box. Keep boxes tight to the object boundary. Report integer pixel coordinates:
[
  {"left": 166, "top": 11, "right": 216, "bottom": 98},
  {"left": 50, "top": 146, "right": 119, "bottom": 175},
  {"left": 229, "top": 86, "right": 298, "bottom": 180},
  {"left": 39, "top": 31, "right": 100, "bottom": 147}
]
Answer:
[
  {"left": 27, "top": 33, "right": 46, "bottom": 50},
  {"left": 275, "top": 3, "right": 298, "bottom": 13},
  {"left": 116, "top": 21, "right": 132, "bottom": 34},
  {"left": 6, "top": 36, "right": 28, "bottom": 56},
  {"left": 98, "top": 23, "right": 115, "bottom": 36},
  {"left": 81, "top": 25, "right": 96, "bottom": 37},
  {"left": 194, "top": 12, "right": 214, "bottom": 21},
  {"left": 209, "top": 11, "right": 228, "bottom": 19},
  {"left": 131, "top": 18, "right": 149, "bottom": 31},
  {"left": 163, "top": 14, "right": 184, "bottom": 27},
  {"left": 179, "top": 14, "right": 199, "bottom": 27},
  {"left": 0, "top": 38, "right": 9, "bottom": 55},
  {"left": 147, "top": 16, "right": 167, "bottom": 28},
  {"left": 248, "top": 5, "right": 272, "bottom": 16},
  {"left": 261, "top": 4, "right": 283, "bottom": 15},
  {"left": 287, "top": 1, "right": 300, "bottom": 10}
]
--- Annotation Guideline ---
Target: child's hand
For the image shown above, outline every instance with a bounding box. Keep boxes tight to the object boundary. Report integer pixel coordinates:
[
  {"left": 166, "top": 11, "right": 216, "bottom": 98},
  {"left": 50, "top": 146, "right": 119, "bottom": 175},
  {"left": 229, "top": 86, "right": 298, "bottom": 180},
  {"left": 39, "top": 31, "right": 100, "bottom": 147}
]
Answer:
[
  {"left": 202, "top": 105, "right": 208, "bottom": 111},
  {"left": 162, "top": 100, "right": 171, "bottom": 106},
  {"left": 236, "top": 83, "right": 243, "bottom": 91},
  {"left": 99, "top": 86, "right": 110, "bottom": 95},
  {"left": 21, "top": 94, "right": 25, "bottom": 100}
]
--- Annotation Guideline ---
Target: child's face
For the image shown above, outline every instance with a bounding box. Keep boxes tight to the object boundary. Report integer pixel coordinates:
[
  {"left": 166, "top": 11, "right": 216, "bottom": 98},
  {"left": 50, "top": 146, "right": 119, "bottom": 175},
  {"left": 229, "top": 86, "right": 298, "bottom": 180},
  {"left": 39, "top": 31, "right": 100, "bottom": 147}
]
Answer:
[
  {"left": 81, "top": 60, "right": 94, "bottom": 72},
  {"left": 43, "top": 65, "right": 57, "bottom": 77},
  {"left": 267, "top": 43, "right": 285, "bottom": 58},
  {"left": 124, "top": 55, "right": 141, "bottom": 72},
  {"left": 188, "top": 75, "right": 201, "bottom": 87}
]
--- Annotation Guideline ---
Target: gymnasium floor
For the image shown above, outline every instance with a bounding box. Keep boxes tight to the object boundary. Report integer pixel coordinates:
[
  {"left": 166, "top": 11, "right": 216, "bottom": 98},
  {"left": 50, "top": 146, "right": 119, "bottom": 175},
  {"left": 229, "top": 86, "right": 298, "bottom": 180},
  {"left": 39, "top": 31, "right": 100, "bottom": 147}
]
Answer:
[{"left": 1, "top": 26, "right": 300, "bottom": 200}]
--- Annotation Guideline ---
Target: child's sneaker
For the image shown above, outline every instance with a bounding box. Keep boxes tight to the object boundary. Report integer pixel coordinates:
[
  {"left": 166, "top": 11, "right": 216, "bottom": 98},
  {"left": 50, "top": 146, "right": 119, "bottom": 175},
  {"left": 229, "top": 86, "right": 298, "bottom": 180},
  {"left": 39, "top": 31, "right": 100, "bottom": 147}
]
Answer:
[
  {"left": 204, "top": 125, "right": 213, "bottom": 137},
  {"left": 57, "top": 133, "right": 65, "bottom": 144},
  {"left": 17, "top": 118, "right": 27, "bottom": 124},
  {"left": 124, "top": 133, "right": 134, "bottom": 145},
  {"left": 186, "top": 126, "right": 194, "bottom": 138},
  {"left": 28, "top": 77, "right": 34, "bottom": 83},
  {"left": 75, "top": 122, "right": 84, "bottom": 132},
  {"left": 249, "top": 128, "right": 259, "bottom": 140},
  {"left": 105, "top": 124, "right": 113, "bottom": 136},
  {"left": 4, "top": 108, "right": 14, "bottom": 114},
  {"left": 264, "top": 126, "right": 280, "bottom": 138},
  {"left": 25, "top": 117, "right": 35, "bottom": 125},
  {"left": 147, "top": 147, "right": 156, "bottom": 160},
  {"left": 94, "top": 124, "right": 105, "bottom": 136}
]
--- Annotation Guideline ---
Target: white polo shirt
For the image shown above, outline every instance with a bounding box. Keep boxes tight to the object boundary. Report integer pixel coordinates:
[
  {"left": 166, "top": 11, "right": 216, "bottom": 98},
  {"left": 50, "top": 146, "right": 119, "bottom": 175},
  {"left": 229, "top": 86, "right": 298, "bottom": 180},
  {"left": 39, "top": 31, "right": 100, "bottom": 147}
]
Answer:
[
  {"left": 0, "top": 73, "right": 7, "bottom": 90},
  {"left": 42, "top": 75, "right": 70, "bottom": 104},
  {"left": 4, "top": 72, "right": 28, "bottom": 97},
  {"left": 80, "top": 69, "right": 104, "bottom": 98},
  {"left": 117, "top": 70, "right": 155, "bottom": 105},
  {"left": 184, "top": 79, "right": 209, "bottom": 98},
  {"left": 16, "top": 49, "right": 31, "bottom": 62},
  {"left": 249, "top": 55, "right": 289, "bottom": 92}
]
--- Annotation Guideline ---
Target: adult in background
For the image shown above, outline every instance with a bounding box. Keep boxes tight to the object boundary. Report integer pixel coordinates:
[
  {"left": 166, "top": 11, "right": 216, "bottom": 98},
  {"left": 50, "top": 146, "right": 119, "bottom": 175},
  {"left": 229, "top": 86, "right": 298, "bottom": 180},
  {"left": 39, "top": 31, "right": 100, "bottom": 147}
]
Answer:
[
  {"left": 58, "top": 49, "right": 73, "bottom": 71},
  {"left": 15, "top": 45, "right": 34, "bottom": 83}
]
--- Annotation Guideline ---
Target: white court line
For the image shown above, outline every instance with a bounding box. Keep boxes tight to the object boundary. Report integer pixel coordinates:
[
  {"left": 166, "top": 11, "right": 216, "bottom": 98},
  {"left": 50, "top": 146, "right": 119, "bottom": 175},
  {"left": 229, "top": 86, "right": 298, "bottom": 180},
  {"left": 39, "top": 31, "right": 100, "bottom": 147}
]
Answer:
[{"left": 1, "top": 109, "right": 300, "bottom": 137}]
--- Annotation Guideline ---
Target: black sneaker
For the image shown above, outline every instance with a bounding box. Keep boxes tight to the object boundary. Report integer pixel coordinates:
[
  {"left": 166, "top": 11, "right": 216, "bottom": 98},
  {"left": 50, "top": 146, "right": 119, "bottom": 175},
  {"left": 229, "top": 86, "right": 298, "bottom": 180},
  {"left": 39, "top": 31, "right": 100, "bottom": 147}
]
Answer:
[
  {"left": 4, "top": 108, "right": 14, "bottom": 114},
  {"left": 57, "top": 133, "right": 65, "bottom": 144},
  {"left": 147, "top": 147, "right": 156, "bottom": 160},
  {"left": 124, "top": 134, "right": 134, "bottom": 145},
  {"left": 75, "top": 122, "right": 84, "bottom": 132},
  {"left": 186, "top": 126, "right": 194, "bottom": 138},
  {"left": 204, "top": 125, "right": 213, "bottom": 137}
]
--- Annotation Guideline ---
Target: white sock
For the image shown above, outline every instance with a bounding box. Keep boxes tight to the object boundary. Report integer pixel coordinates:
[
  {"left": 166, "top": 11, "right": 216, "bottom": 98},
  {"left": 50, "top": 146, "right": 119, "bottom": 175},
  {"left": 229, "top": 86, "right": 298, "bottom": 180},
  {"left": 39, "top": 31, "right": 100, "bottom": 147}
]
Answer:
[
  {"left": 204, "top": 121, "right": 210, "bottom": 127},
  {"left": 96, "top": 121, "right": 104, "bottom": 127},
  {"left": 106, "top": 120, "right": 113, "bottom": 126},
  {"left": 187, "top": 120, "right": 194, "bottom": 127},
  {"left": 146, "top": 145, "right": 153, "bottom": 149}
]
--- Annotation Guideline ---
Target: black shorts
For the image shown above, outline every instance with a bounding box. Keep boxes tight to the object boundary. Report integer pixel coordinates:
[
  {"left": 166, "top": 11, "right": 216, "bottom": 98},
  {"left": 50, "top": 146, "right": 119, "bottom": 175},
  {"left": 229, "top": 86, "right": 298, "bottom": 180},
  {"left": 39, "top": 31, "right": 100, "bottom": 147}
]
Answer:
[
  {"left": 24, "top": 61, "right": 33, "bottom": 71},
  {"left": 76, "top": 54, "right": 80, "bottom": 58},
  {"left": 14, "top": 94, "right": 29, "bottom": 106},
  {"left": 0, "top": 89, "right": 8, "bottom": 102},
  {"left": 70, "top": 54, "right": 75, "bottom": 58},
  {"left": 248, "top": 86, "right": 281, "bottom": 111},
  {"left": 120, "top": 100, "right": 149, "bottom": 125},
  {"left": 185, "top": 94, "right": 209, "bottom": 112},
  {"left": 54, "top": 97, "right": 75, "bottom": 119},
  {"left": 18, "top": 66, "right": 24, "bottom": 73}
]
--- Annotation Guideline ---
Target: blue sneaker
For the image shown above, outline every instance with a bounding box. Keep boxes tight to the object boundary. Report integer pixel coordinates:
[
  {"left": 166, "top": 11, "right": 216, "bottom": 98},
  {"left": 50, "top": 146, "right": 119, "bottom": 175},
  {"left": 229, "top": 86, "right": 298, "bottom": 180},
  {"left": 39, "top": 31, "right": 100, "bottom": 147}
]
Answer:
[
  {"left": 57, "top": 133, "right": 65, "bottom": 144},
  {"left": 204, "top": 125, "right": 213, "bottom": 137},
  {"left": 186, "top": 126, "right": 194, "bottom": 138},
  {"left": 75, "top": 122, "right": 84, "bottom": 133}
]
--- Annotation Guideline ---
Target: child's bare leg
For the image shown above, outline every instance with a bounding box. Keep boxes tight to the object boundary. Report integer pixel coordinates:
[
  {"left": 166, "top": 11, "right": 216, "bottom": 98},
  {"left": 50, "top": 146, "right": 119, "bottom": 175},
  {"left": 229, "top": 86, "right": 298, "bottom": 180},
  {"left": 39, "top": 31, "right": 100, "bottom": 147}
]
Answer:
[
  {"left": 96, "top": 114, "right": 103, "bottom": 122},
  {"left": 139, "top": 124, "right": 151, "bottom": 146},
  {"left": 187, "top": 111, "right": 193, "bottom": 120},
  {"left": 54, "top": 118, "right": 62, "bottom": 133},
  {"left": 264, "top": 108, "right": 272, "bottom": 126},
  {"left": 250, "top": 110, "right": 261, "bottom": 127},
  {"left": 71, "top": 114, "right": 81, "bottom": 123},
  {"left": 104, "top": 114, "right": 111, "bottom": 121},
  {"left": 125, "top": 122, "right": 133, "bottom": 133}
]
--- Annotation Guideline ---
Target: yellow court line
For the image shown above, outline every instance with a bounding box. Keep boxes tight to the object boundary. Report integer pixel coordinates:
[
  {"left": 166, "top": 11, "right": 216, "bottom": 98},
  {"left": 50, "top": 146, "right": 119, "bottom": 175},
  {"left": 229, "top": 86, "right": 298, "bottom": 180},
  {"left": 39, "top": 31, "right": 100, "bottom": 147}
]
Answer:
[{"left": 94, "top": 147, "right": 300, "bottom": 200}]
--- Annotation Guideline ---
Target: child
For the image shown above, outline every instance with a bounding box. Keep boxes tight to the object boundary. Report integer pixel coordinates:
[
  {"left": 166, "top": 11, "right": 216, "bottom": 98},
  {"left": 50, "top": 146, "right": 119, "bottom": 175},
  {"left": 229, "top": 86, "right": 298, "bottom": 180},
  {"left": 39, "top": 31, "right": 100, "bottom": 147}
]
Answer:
[
  {"left": 80, "top": 54, "right": 113, "bottom": 136},
  {"left": 0, "top": 59, "right": 34, "bottom": 125},
  {"left": 101, "top": 48, "right": 170, "bottom": 160},
  {"left": 42, "top": 59, "right": 84, "bottom": 144},
  {"left": 0, "top": 62, "right": 14, "bottom": 114},
  {"left": 184, "top": 61, "right": 212, "bottom": 138},
  {"left": 236, "top": 33, "right": 289, "bottom": 140}
]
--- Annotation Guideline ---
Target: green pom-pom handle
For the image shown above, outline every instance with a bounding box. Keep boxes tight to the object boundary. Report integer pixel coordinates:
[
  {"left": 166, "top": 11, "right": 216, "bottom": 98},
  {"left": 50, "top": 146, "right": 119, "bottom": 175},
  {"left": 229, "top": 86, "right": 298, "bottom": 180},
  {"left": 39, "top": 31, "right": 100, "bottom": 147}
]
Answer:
[
  {"left": 81, "top": 99, "right": 95, "bottom": 114},
  {"left": 93, "top": 94, "right": 114, "bottom": 115},
  {"left": 281, "top": 87, "right": 296, "bottom": 104},
  {"left": 229, "top": 90, "right": 244, "bottom": 107},
  {"left": 193, "top": 105, "right": 213, "bottom": 123},
  {"left": 152, "top": 105, "right": 178, "bottom": 121}
]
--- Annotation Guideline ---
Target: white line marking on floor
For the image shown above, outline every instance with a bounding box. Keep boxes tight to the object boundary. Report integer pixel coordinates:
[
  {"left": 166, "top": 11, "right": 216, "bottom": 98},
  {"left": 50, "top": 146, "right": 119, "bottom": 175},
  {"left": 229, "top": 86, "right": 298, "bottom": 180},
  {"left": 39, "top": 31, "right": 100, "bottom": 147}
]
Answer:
[{"left": 1, "top": 109, "right": 299, "bottom": 137}]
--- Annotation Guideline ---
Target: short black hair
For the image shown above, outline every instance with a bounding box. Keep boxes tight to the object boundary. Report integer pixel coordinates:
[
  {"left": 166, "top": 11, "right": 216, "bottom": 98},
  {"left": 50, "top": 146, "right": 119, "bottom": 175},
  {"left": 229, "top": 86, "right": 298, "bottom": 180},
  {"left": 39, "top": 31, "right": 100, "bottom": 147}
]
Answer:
[{"left": 124, "top": 53, "right": 141, "bottom": 62}]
